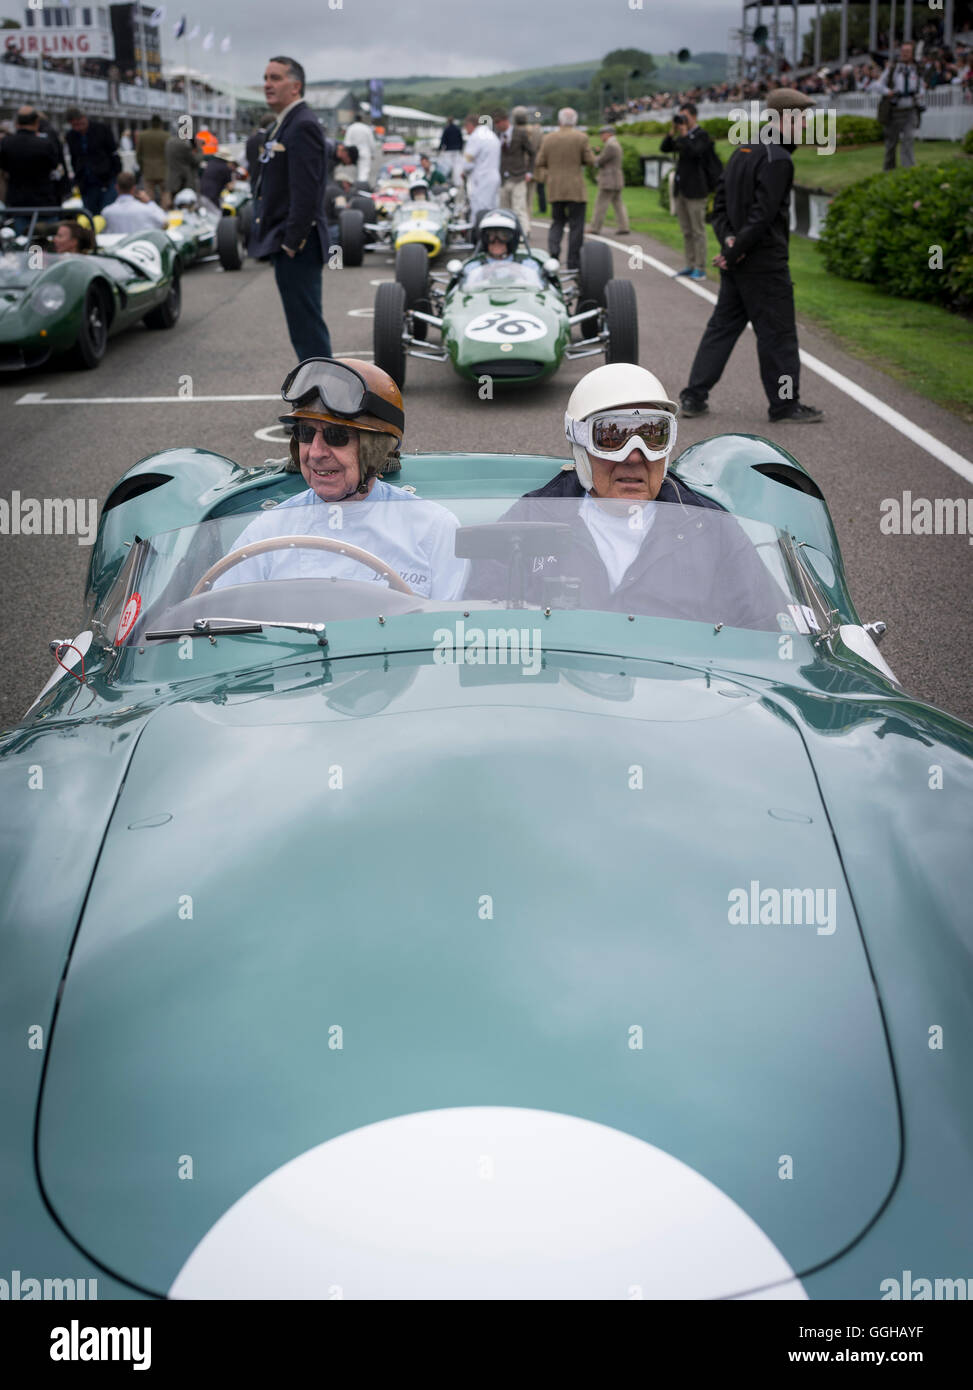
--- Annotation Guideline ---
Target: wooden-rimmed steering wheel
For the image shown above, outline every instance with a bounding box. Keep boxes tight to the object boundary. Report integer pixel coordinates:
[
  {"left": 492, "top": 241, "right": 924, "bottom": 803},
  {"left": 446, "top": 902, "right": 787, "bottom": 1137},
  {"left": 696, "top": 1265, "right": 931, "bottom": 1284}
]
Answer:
[{"left": 190, "top": 535, "right": 416, "bottom": 596}]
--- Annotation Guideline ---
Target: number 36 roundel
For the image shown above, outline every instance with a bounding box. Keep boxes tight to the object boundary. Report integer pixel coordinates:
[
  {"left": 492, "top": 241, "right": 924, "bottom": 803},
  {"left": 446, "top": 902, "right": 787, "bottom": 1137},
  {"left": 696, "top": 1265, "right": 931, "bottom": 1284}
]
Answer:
[{"left": 464, "top": 309, "right": 548, "bottom": 343}]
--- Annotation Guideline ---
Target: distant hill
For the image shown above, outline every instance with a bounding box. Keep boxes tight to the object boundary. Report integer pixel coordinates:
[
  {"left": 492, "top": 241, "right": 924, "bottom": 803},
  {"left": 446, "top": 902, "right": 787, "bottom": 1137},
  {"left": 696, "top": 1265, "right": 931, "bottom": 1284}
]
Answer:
[{"left": 316, "top": 53, "right": 729, "bottom": 104}]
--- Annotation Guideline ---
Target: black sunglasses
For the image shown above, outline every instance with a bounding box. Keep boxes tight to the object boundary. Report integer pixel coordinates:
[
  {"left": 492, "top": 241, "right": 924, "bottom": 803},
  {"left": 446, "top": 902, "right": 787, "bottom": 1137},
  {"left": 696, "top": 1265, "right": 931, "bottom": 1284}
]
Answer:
[{"left": 290, "top": 420, "right": 353, "bottom": 447}]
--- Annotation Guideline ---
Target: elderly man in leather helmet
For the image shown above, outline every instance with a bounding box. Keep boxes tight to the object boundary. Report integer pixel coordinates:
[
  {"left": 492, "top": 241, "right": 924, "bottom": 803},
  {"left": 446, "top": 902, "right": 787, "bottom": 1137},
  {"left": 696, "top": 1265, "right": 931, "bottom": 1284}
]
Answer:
[{"left": 213, "top": 357, "right": 468, "bottom": 599}]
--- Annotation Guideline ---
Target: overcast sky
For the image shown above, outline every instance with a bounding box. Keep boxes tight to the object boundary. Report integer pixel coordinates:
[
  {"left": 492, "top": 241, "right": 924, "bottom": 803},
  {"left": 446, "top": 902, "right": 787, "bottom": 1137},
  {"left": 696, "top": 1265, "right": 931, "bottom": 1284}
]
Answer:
[{"left": 155, "top": 0, "right": 764, "bottom": 88}]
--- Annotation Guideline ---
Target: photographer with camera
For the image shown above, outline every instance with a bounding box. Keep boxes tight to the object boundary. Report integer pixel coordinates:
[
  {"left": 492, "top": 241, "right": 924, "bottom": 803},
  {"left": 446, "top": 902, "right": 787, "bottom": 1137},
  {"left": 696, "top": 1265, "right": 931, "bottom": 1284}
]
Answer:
[
  {"left": 660, "top": 102, "right": 721, "bottom": 281},
  {"left": 874, "top": 41, "right": 926, "bottom": 170}
]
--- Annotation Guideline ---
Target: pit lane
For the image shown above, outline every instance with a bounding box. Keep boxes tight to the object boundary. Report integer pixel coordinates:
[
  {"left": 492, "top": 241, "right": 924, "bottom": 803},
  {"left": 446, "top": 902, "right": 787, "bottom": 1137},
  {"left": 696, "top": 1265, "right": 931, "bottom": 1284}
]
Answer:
[{"left": 1, "top": 227, "right": 971, "bottom": 726}]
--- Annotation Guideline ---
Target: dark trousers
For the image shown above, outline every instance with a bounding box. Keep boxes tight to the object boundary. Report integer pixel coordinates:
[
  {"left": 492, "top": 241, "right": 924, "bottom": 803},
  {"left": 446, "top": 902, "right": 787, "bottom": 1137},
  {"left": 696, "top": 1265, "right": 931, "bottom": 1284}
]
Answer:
[
  {"left": 79, "top": 179, "right": 115, "bottom": 217},
  {"left": 548, "top": 200, "right": 585, "bottom": 268},
  {"left": 686, "top": 263, "right": 801, "bottom": 417},
  {"left": 272, "top": 236, "right": 333, "bottom": 362}
]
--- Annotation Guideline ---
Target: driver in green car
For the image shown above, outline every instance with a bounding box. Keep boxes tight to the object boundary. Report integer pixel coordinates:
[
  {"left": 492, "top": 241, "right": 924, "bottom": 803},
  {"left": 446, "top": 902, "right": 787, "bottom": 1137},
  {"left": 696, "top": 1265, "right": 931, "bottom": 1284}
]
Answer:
[
  {"left": 212, "top": 358, "right": 469, "bottom": 599},
  {"left": 464, "top": 361, "right": 787, "bottom": 627}
]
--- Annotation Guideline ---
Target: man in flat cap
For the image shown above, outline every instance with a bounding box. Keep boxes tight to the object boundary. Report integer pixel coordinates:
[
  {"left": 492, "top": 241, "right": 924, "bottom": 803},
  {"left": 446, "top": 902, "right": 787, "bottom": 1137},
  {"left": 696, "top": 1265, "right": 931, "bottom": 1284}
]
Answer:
[{"left": 680, "top": 88, "right": 823, "bottom": 425}]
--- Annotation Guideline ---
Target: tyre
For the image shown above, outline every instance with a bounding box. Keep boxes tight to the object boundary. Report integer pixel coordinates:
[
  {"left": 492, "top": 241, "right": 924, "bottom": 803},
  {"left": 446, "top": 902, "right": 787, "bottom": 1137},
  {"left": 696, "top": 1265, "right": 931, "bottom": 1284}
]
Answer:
[
  {"left": 577, "top": 240, "right": 613, "bottom": 311},
  {"left": 373, "top": 280, "right": 407, "bottom": 388},
  {"left": 339, "top": 208, "right": 365, "bottom": 267},
  {"left": 604, "top": 278, "right": 639, "bottom": 364},
  {"left": 350, "top": 194, "right": 376, "bottom": 222},
  {"left": 238, "top": 203, "right": 253, "bottom": 242},
  {"left": 395, "top": 242, "right": 430, "bottom": 342},
  {"left": 217, "top": 214, "right": 244, "bottom": 270},
  {"left": 66, "top": 282, "right": 109, "bottom": 369},
  {"left": 144, "top": 268, "right": 181, "bottom": 330}
]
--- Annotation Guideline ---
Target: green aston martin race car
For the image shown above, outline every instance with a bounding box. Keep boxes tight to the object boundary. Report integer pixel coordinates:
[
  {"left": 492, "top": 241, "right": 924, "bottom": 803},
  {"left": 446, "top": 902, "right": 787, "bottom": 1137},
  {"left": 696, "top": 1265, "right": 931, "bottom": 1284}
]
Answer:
[
  {"left": 2, "top": 433, "right": 970, "bottom": 1299},
  {"left": 0, "top": 209, "right": 181, "bottom": 370},
  {"left": 373, "top": 210, "right": 637, "bottom": 388}
]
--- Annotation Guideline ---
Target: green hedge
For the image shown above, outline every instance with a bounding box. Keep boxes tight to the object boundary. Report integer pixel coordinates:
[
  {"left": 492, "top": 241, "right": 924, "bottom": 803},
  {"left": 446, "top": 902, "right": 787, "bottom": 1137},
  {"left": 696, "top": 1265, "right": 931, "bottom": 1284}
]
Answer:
[
  {"left": 819, "top": 161, "right": 973, "bottom": 308},
  {"left": 963, "top": 127, "right": 973, "bottom": 156},
  {"left": 832, "top": 114, "right": 884, "bottom": 147},
  {"left": 699, "top": 117, "right": 732, "bottom": 140}
]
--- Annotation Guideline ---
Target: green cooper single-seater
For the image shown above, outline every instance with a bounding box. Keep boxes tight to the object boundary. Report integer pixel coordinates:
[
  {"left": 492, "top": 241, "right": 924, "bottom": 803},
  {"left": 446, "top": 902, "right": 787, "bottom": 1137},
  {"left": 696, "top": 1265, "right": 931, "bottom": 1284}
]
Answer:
[{"left": 1, "top": 437, "right": 970, "bottom": 1300}]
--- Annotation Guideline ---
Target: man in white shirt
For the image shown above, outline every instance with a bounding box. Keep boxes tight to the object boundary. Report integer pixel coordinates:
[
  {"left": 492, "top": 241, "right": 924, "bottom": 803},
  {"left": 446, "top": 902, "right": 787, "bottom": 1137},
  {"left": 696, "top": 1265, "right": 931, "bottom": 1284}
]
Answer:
[
  {"left": 212, "top": 357, "right": 468, "bottom": 601},
  {"left": 462, "top": 113, "right": 501, "bottom": 221},
  {"left": 343, "top": 113, "right": 376, "bottom": 186},
  {"left": 100, "top": 171, "right": 168, "bottom": 233},
  {"left": 874, "top": 41, "right": 926, "bottom": 170}
]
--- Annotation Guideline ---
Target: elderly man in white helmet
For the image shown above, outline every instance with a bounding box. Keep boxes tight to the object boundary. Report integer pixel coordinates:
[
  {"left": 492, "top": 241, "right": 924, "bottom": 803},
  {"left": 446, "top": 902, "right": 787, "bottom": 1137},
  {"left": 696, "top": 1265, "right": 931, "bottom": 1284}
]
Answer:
[{"left": 465, "top": 362, "right": 784, "bottom": 627}]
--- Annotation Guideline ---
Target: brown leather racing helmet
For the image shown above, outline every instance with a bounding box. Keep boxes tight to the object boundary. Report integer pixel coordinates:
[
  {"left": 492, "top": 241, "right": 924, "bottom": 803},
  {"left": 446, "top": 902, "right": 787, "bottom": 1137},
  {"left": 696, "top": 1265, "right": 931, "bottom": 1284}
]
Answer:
[{"left": 279, "top": 357, "right": 404, "bottom": 486}]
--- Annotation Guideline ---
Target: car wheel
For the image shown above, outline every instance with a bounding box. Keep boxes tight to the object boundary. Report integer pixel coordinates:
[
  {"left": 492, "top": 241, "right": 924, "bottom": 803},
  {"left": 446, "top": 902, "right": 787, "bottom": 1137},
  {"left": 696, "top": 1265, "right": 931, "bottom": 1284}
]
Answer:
[
  {"left": 217, "top": 214, "right": 244, "bottom": 270},
  {"left": 373, "top": 280, "right": 407, "bottom": 387},
  {"left": 238, "top": 203, "right": 253, "bottom": 242},
  {"left": 604, "top": 277, "right": 639, "bottom": 364},
  {"left": 350, "top": 195, "right": 376, "bottom": 241},
  {"left": 67, "top": 283, "right": 110, "bottom": 369},
  {"left": 144, "top": 268, "right": 182, "bottom": 330},
  {"left": 577, "top": 240, "right": 613, "bottom": 312},
  {"left": 395, "top": 242, "right": 430, "bottom": 343},
  {"left": 339, "top": 208, "right": 365, "bottom": 267}
]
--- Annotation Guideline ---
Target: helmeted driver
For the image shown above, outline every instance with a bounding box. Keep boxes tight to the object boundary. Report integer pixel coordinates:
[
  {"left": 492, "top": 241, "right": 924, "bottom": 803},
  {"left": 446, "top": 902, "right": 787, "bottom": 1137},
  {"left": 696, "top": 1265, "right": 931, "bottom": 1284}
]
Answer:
[
  {"left": 212, "top": 358, "right": 469, "bottom": 599},
  {"left": 478, "top": 207, "right": 520, "bottom": 259},
  {"left": 464, "top": 361, "right": 784, "bottom": 626},
  {"left": 408, "top": 175, "right": 430, "bottom": 201}
]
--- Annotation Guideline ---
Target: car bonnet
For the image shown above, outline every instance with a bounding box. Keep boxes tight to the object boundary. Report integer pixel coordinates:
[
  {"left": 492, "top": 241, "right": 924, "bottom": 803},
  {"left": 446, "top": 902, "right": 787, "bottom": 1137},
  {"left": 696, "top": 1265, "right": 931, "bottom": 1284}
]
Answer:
[{"left": 37, "top": 654, "right": 899, "bottom": 1298}]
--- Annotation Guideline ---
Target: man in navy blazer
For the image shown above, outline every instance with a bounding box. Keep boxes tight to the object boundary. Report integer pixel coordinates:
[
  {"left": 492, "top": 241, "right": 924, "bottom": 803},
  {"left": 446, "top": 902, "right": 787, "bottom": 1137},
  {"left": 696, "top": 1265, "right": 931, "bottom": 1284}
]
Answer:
[{"left": 249, "top": 56, "right": 332, "bottom": 360}]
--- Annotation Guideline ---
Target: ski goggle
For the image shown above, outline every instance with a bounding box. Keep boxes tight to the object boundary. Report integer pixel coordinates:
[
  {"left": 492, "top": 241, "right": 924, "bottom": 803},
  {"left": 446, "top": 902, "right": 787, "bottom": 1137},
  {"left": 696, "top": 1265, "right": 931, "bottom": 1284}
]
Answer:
[
  {"left": 290, "top": 420, "right": 353, "bottom": 447},
  {"left": 280, "top": 358, "right": 404, "bottom": 433},
  {"left": 566, "top": 409, "right": 677, "bottom": 462},
  {"left": 484, "top": 227, "right": 515, "bottom": 243}
]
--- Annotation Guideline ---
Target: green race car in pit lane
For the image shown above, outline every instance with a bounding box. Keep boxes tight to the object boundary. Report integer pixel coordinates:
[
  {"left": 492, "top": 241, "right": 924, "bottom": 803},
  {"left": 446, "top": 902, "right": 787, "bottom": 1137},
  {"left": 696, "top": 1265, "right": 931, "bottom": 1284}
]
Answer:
[
  {"left": 0, "top": 210, "right": 181, "bottom": 370},
  {"left": 373, "top": 209, "right": 637, "bottom": 389},
  {"left": 2, "top": 432, "right": 971, "bottom": 1299}
]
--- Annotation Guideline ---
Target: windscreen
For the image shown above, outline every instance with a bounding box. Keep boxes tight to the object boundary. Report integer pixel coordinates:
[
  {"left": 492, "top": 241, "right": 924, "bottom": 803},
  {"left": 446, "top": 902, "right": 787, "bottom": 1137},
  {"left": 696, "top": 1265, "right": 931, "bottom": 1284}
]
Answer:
[{"left": 100, "top": 492, "right": 818, "bottom": 648}]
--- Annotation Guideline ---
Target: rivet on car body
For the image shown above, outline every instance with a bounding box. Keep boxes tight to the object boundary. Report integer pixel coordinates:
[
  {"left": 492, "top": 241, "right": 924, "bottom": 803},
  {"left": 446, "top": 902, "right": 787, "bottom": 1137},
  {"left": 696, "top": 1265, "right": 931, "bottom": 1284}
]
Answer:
[
  {"left": 714, "top": 622, "right": 724, "bottom": 633},
  {"left": 378, "top": 616, "right": 386, "bottom": 625}
]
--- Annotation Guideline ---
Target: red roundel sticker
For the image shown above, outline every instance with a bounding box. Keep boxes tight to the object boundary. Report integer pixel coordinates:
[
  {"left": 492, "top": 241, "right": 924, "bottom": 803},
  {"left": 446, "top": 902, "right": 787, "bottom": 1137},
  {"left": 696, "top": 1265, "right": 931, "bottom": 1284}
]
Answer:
[{"left": 115, "top": 593, "right": 142, "bottom": 645}]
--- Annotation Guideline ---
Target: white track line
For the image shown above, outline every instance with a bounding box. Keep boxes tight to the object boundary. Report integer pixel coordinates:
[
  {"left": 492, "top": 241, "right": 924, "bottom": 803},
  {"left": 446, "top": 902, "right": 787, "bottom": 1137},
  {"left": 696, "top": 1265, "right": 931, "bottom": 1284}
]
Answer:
[{"left": 534, "top": 221, "right": 973, "bottom": 485}]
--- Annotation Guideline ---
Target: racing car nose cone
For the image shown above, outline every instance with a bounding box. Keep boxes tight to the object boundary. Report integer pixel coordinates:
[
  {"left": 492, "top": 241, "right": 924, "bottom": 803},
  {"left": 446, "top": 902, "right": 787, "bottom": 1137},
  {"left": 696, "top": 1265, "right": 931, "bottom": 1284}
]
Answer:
[{"left": 169, "top": 1108, "right": 807, "bottom": 1299}]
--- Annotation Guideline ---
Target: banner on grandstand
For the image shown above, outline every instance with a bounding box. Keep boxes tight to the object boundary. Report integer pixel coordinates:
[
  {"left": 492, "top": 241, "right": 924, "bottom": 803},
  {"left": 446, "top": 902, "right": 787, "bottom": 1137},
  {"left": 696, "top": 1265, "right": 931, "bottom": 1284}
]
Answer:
[{"left": 5, "top": 29, "right": 116, "bottom": 60}]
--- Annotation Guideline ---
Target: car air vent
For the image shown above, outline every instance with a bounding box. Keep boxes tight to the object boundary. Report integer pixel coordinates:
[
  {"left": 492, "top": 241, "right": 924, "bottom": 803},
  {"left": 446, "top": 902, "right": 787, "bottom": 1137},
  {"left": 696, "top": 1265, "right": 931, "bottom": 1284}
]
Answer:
[
  {"left": 751, "top": 462, "right": 824, "bottom": 499},
  {"left": 101, "top": 473, "right": 172, "bottom": 513},
  {"left": 473, "top": 359, "right": 545, "bottom": 379}
]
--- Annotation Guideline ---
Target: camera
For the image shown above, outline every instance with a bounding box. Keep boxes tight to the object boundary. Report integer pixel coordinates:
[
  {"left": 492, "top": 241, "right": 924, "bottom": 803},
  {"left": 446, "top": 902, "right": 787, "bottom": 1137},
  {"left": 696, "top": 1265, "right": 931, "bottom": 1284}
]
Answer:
[{"left": 672, "top": 114, "right": 687, "bottom": 126}]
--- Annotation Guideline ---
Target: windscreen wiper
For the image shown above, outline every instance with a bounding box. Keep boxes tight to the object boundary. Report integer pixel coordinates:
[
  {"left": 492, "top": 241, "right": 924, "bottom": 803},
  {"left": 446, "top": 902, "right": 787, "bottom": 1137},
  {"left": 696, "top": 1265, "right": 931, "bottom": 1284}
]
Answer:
[{"left": 144, "top": 618, "right": 327, "bottom": 645}]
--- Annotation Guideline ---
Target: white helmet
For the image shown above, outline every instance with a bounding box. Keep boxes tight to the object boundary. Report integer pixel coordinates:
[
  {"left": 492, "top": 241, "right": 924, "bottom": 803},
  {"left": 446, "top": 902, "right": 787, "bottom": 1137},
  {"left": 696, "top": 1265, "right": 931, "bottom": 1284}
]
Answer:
[
  {"left": 174, "top": 188, "right": 197, "bottom": 208},
  {"left": 564, "top": 363, "right": 679, "bottom": 489}
]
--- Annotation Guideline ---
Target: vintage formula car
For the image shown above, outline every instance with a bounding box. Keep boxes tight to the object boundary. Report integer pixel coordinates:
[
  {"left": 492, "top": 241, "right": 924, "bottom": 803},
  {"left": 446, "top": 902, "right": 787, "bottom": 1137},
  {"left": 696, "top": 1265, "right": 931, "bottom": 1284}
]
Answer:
[
  {"left": 0, "top": 210, "right": 181, "bottom": 370},
  {"left": 2, "top": 436, "right": 970, "bottom": 1299},
  {"left": 148, "top": 188, "right": 252, "bottom": 273},
  {"left": 337, "top": 170, "right": 467, "bottom": 266},
  {"left": 373, "top": 234, "right": 638, "bottom": 387}
]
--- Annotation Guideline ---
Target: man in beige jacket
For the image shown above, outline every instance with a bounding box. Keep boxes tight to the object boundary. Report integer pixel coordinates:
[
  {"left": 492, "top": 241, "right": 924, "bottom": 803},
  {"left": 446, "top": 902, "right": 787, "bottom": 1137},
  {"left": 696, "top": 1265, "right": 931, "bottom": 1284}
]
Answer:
[
  {"left": 589, "top": 124, "right": 629, "bottom": 235},
  {"left": 135, "top": 115, "right": 169, "bottom": 204},
  {"left": 533, "top": 107, "right": 595, "bottom": 268}
]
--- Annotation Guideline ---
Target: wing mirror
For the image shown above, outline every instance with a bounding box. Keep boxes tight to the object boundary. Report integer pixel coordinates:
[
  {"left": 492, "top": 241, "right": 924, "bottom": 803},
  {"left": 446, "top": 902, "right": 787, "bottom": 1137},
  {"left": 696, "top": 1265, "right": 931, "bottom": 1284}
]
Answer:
[
  {"left": 863, "top": 620, "right": 888, "bottom": 644},
  {"left": 544, "top": 257, "right": 560, "bottom": 273},
  {"left": 446, "top": 258, "right": 463, "bottom": 273}
]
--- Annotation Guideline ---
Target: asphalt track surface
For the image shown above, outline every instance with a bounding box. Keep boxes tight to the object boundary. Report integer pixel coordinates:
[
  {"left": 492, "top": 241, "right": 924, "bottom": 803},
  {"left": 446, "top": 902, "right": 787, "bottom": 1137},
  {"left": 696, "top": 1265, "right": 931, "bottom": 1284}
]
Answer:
[{"left": 1, "top": 221, "right": 971, "bottom": 728}]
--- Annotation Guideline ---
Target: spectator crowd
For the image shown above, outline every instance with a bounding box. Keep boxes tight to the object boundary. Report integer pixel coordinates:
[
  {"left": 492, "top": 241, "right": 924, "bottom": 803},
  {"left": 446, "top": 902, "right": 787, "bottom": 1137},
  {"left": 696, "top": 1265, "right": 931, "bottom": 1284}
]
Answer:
[{"left": 602, "top": 27, "right": 972, "bottom": 123}]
